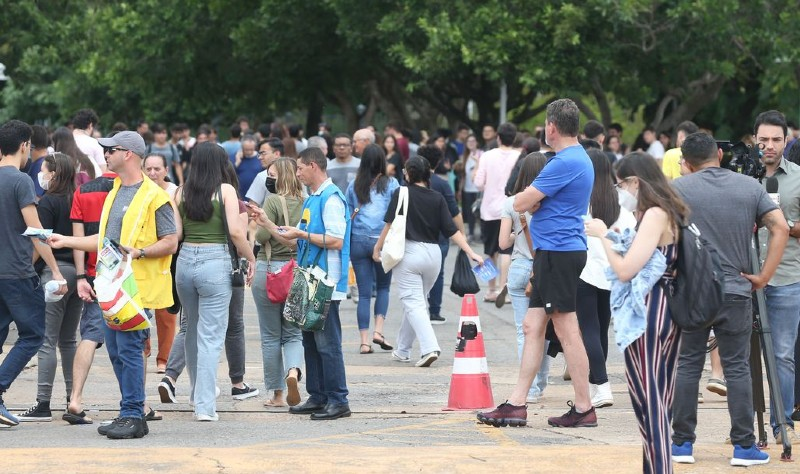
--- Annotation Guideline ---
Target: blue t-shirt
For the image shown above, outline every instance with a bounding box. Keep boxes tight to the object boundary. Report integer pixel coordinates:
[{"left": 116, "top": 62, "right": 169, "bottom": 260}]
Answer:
[
  {"left": 346, "top": 177, "right": 400, "bottom": 238},
  {"left": 221, "top": 140, "right": 242, "bottom": 165},
  {"left": 236, "top": 155, "right": 263, "bottom": 197},
  {"left": 530, "top": 145, "right": 593, "bottom": 251}
]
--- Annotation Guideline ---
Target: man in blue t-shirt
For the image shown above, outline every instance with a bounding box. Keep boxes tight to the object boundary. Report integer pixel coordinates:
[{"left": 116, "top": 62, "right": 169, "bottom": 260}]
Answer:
[{"left": 477, "top": 99, "right": 596, "bottom": 430}]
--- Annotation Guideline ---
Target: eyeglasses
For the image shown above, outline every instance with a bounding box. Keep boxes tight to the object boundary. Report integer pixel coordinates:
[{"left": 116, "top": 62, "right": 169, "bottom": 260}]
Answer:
[
  {"left": 103, "top": 147, "right": 128, "bottom": 154},
  {"left": 258, "top": 150, "right": 272, "bottom": 157},
  {"left": 613, "top": 177, "right": 630, "bottom": 189}
]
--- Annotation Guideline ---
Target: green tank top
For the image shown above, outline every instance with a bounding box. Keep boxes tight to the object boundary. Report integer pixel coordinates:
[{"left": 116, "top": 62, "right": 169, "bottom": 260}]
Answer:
[{"left": 180, "top": 200, "right": 227, "bottom": 244}]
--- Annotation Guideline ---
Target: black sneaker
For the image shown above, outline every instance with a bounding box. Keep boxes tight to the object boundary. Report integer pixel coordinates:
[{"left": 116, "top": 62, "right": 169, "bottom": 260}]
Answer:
[
  {"left": 792, "top": 406, "right": 800, "bottom": 422},
  {"left": 17, "top": 401, "right": 52, "bottom": 422},
  {"left": 97, "top": 418, "right": 121, "bottom": 436},
  {"left": 158, "top": 377, "right": 177, "bottom": 403},
  {"left": 232, "top": 383, "right": 259, "bottom": 400},
  {"left": 98, "top": 416, "right": 149, "bottom": 436},
  {"left": 430, "top": 314, "right": 446, "bottom": 325},
  {"left": 106, "top": 417, "right": 147, "bottom": 439}
]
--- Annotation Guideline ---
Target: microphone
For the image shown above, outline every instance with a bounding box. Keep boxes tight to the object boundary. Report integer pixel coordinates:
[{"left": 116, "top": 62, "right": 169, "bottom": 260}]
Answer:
[{"left": 766, "top": 177, "right": 780, "bottom": 206}]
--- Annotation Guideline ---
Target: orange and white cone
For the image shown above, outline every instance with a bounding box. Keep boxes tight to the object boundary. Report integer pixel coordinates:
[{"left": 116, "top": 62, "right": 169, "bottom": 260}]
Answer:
[{"left": 444, "top": 294, "right": 494, "bottom": 410}]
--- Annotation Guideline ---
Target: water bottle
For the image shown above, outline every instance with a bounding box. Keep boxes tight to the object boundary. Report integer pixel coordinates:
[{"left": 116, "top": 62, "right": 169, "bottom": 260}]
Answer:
[{"left": 44, "top": 280, "right": 64, "bottom": 303}]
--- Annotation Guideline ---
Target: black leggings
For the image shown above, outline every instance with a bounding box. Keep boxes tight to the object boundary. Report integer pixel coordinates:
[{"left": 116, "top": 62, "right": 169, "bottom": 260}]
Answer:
[
  {"left": 461, "top": 191, "right": 479, "bottom": 236},
  {"left": 576, "top": 280, "right": 611, "bottom": 385}
]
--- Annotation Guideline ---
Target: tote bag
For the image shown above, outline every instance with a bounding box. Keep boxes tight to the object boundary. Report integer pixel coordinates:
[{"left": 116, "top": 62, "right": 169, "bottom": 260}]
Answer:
[{"left": 380, "top": 186, "right": 408, "bottom": 272}]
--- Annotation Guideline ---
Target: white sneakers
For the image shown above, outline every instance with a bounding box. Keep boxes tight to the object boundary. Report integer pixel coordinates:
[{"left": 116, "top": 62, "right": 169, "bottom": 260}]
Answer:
[{"left": 590, "top": 382, "right": 614, "bottom": 408}]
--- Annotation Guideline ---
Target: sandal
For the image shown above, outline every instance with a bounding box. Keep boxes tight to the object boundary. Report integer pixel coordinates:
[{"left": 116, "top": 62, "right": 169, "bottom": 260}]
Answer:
[
  {"left": 145, "top": 407, "right": 163, "bottom": 421},
  {"left": 483, "top": 291, "right": 499, "bottom": 303},
  {"left": 62, "top": 410, "right": 93, "bottom": 425},
  {"left": 372, "top": 332, "right": 393, "bottom": 351},
  {"left": 360, "top": 343, "right": 374, "bottom": 354}
]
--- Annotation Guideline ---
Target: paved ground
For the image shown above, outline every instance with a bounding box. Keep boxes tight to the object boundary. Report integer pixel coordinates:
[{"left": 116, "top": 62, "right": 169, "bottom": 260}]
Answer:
[{"left": 1, "top": 245, "right": 796, "bottom": 472}]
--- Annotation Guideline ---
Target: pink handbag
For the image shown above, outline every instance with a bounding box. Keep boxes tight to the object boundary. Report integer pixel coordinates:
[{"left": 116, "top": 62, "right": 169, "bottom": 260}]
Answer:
[{"left": 267, "top": 259, "right": 297, "bottom": 303}]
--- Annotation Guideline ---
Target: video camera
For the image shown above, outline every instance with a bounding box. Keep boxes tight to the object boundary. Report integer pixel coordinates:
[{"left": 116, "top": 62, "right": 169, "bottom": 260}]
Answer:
[{"left": 716, "top": 140, "right": 766, "bottom": 180}]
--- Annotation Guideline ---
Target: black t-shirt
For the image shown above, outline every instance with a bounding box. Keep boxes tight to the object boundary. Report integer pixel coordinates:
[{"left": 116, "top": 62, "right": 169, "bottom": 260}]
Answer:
[
  {"left": 384, "top": 185, "right": 458, "bottom": 244},
  {"left": 37, "top": 192, "right": 74, "bottom": 272},
  {"left": 387, "top": 152, "right": 404, "bottom": 184}
]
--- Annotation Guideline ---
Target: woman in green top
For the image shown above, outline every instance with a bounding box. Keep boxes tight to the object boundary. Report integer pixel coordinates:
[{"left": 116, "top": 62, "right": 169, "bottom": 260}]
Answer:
[{"left": 249, "top": 157, "right": 305, "bottom": 407}]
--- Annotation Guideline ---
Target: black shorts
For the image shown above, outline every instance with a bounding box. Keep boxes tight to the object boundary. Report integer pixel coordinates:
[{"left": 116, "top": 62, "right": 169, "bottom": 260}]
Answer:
[
  {"left": 529, "top": 250, "right": 587, "bottom": 314},
  {"left": 481, "top": 219, "right": 513, "bottom": 256}
]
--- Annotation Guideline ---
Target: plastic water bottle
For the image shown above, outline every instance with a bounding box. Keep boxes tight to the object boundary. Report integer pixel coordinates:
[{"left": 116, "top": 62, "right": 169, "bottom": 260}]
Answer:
[{"left": 44, "top": 280, "right": 64, "bottom": 303}]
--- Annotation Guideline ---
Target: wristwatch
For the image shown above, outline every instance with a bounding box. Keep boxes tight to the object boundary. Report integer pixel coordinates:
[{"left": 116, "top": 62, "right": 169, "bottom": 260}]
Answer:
[
  {"left": 137, "top": 248, "right": 146, "bottom": 259},
  {"left": 787, "top": 219, "right": 795, "bottom": 230}
]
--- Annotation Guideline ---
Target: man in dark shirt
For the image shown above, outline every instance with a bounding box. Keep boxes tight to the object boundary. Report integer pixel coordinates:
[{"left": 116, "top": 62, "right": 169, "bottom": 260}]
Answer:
[
  {"left": 0, "top": 120, "right": 67, "bottom": 427},
  {"left": 671, "top": 132, "right": 786, "bottom": 466},
  {"left": 416, "top": 145, "right": 465, "bottom": 324}
]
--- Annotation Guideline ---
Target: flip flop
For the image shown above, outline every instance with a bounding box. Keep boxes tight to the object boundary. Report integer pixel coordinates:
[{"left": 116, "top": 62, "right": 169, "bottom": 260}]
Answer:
[
  {"left": 145, "top": 408, "right": 163, "bottom": 421},
  {"left": 286, "top": 373, "right": 301, "bottom": 407},
  {"left": 62, "top": 410, "right": 93, "bottom": 425},
  {"left": 263, "top": 399, "right": 288, "bottom": 408},
  {"left": 359, "top": 344, "right": 374, "bottom": 354},
  {"left": 372, "top": 332, "right": 393, "bottom": 351}
]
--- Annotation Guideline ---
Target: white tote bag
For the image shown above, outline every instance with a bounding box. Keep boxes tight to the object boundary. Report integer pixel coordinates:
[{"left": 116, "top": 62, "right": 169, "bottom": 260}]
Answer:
[{"left": 381, "top": 186, "right": 408, "bottom": 272}]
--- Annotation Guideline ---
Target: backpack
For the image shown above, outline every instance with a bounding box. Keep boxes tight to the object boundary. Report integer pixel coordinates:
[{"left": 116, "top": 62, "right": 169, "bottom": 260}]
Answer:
[{"left": 662, "top": 223, "right": 725, "bottom": 331}]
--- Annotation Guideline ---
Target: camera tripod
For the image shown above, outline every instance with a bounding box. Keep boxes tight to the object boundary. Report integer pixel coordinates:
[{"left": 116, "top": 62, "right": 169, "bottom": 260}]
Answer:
[{"left": 749, "top": 234, "right": 792, "bottom": 461}]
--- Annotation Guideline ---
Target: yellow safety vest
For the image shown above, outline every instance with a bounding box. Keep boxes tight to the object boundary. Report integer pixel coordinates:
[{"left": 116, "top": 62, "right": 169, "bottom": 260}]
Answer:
[{"left": 98, "top": 175, "right": 174, "bottom": 309}]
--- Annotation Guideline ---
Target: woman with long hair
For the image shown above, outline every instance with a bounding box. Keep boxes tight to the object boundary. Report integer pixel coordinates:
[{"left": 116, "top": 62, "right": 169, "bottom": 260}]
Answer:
[
  {"left": 249, "top": 157, "right": 306, "bottom": 407},
  {"left": 498, "top": 152, "right": 549, "bottom": 402},
  {"left": 174, "top": 142, "right": 255, "bottom": 421},
  {"left": 382, "top": 134, "right": 403, "bottom": 183},
  {"left": 585, "top": 152, "right": 689, "bottom": 472},
  {"left": 51, "top": 127, "right": 96, "bottom": 182},
  {"left": 17, "top": 153, "right": 81, "bottom": 421},
  {"left": 578, "top": 149, "right": 637, "bottom": 409},
  {"left": 374, "top": 156, "right": 482, "bottom": 367},
  {"left": 459, "top": 134, "right": 482, "bottom": 241},
  {"left": 346, "top": 144, "right": 400, "bottom": 354}
]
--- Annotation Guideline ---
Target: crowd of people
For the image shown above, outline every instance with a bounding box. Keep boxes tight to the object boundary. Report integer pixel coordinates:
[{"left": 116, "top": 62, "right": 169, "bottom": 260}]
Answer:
[{"left": 0, "top": 102, "right": 799, "bottom": 471}]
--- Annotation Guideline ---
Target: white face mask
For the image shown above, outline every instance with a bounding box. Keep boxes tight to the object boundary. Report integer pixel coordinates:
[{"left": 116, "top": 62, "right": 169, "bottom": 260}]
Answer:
[
  {"left": 617, "top": 187, "right": 638, "bottom": 213},
  {"left": 37, "top": 171, "right": 51, "bottom": 191}
]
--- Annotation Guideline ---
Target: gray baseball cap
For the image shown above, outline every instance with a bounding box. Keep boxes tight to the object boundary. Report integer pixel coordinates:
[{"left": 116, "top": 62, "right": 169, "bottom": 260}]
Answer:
[{"left": 98, "top": 131, "right": 146, "bottom": 158}]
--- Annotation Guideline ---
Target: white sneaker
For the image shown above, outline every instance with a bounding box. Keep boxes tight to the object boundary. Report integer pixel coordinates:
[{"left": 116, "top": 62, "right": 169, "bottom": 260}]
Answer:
[
  {"left": 195, "top": 413, "right": 219, "bottom": 422},
  {"left": 591, "top": 382, "right": 614, "bottom": 408}
]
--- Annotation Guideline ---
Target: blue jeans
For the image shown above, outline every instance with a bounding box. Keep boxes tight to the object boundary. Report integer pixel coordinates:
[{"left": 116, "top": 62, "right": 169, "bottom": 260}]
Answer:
[
  {"left": 350, "top": 235, "right": 392, "bottom": 330},
  {"left": 507, "top": 258, "right": 550, "bottom": 398},
  {"left": 427, "top": 240, "right": 449, "bottom": 317},
  {"left": 176, "top": 244, "right": 233, "bottom": 417},
  {"left": 252, "top": 260, "right": 303, "bottom": 391},
  {"left": 765, "top": 282, "right": 800, "bottom": 434},
  {"left": 302, "top": 301, "right": 349, "bottom": 406},
  {"left": 0, "top": 276, "right": 45, "bottom": 394},
  {"left": 102, "top": 324, "right": 148, "bottom": 418}
]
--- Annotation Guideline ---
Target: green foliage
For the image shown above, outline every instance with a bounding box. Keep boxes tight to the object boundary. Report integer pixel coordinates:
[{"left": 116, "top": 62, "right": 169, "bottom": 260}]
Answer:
[{"left": 0, "top": 0, "right": 798, "bottom": 135}]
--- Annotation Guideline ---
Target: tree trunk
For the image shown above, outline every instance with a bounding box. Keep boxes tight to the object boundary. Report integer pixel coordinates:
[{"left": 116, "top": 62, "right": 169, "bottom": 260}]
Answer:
[{"left": 305, "top": 93, "right": 323, "bottom": 136}]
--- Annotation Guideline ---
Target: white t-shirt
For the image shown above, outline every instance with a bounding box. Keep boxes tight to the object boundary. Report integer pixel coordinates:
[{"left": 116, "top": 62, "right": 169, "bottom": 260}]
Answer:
[
  {"left": 463, "top": 153, "right": 480, "bottom": 193},
  {"left": 580, "top": 207, "right": 637, "bottom": 290},
  {"left": 647, "top": 141, "right": 666, "bottom": 159},
  {"left": 73, "top": 130, "right": 104, "bottom": 176}
]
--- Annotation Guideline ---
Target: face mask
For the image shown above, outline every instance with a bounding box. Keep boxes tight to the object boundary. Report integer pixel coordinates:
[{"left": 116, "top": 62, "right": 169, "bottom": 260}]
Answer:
[
  {"left": 38, "top": 171, "right": 51, "bottom": 191},
  {"left": 617, "top": 187, "right": 637, "bottom": 213},
  {"left": 265, "top": 176, "right": 277, "bottom": 194}
]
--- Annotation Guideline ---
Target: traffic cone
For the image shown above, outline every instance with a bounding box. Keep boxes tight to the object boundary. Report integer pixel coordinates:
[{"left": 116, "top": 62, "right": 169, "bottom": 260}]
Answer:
[{"left": 443, "top": 294, "right": 494, "bottom": 410}]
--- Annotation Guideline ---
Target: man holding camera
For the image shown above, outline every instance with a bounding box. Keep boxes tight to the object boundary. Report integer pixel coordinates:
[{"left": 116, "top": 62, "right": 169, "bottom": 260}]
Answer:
[
  {"left": 755, "top": 110, "right": 800, "bottom": 445},
  {"left": 670, "top": 132, "right": 787, "bottom": 466}
]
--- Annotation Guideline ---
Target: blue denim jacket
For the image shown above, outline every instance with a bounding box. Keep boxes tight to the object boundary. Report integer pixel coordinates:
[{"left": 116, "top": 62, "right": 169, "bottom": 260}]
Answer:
[
  {"left": 346, "top": 177, "right": 400, "bottom": 238},
  {"left": 604, "top": 228, "right": 667, "bottom": 352}
]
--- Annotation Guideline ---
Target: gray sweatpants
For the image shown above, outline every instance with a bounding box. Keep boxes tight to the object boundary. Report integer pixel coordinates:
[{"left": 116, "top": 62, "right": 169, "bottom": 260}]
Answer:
[{"left": 37, "top": 263, "right": 82, "bottom": 402}]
